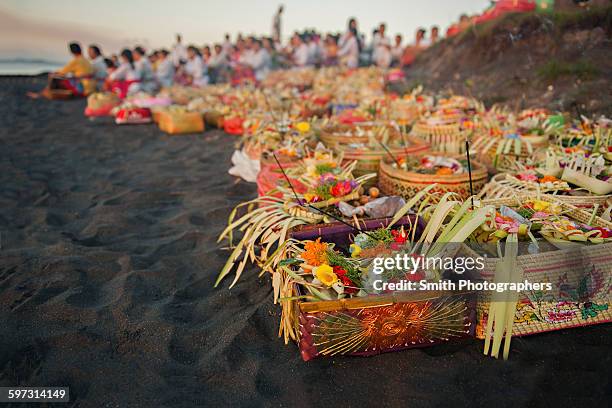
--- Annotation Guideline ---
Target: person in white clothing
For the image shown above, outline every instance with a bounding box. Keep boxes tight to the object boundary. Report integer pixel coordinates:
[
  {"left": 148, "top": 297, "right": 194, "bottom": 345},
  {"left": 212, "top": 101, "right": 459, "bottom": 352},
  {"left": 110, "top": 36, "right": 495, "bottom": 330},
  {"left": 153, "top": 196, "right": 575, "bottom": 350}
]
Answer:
[
  {"left": 134, "top": 46, "right": 158, "bottom": 93},
  {"left": 185, "top": 46, "right": 208, "bottom": 87},
  {"left": 222, "top": 34, "right": 232, "bottom": 55},
  {"left": 391, "top": 34, "right": 403, "bottom": 66},
  {"left": 307, "top": 34, "right": 321, "bottom": 66},
  {"left": 108, "top": 49, "right": 142, "bottom": 95},
  {"left": 374, "top": 41, "right": 392, "bottom": 68},
  {"left": 338, "top": 17, "right": 359, "bottom": 49},
  {"left": 291, "top": 34, "right": 309, "bottom": 68},
  {"left": 155, "top": 49, "right": 174, "bottom": 88},
  {"left": 172, "top": 34, "right": 187, "bottom": 66},
  {"left": 87, "top": 45, "right": 107, "bottom": 89},
  {"left": 372, "top": 23, "right": 388, "bottom": 65},
  {"left": 247, "top": 39, "right": 271, "bottom": 81},
  {"left": 338, "top": 28, "right": 359, "bottom": 68}
]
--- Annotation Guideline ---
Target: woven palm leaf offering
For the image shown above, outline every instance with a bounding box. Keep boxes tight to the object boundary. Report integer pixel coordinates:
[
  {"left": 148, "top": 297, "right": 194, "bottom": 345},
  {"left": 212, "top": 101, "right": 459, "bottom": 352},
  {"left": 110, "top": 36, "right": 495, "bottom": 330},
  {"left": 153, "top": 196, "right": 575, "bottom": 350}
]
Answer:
[
  {"left": 409, "top": 98, "right": 481, "bottom": 154},
  {"left": 388, "top": 86, "right": 434, "bottom": 127},
  {"left": 379, "top": 154, "right": 488, "bottom": 202},
  {"left": 471, "top": 108, "right": 560, "bottom": 172},
  {"left": 215, "top": 150, "right": 377, "bottom": 290},
  {"left": 281, "top": 187, "right": 492, "bottom": 360},
  {"left": 460, "top": 195, "right": 612, "bottom": 360},
  {"left": 479, "top": 147, "right": 612, "bottom": 210},
  {"left": 317, "top": 119, "right": 402, "bottom": 148}
]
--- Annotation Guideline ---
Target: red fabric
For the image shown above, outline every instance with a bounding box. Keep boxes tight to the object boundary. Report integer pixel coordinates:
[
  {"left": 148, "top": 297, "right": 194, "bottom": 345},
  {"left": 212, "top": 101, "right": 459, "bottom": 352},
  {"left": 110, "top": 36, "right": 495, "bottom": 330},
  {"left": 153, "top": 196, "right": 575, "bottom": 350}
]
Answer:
[
  {"left": 446, "top": 24, "right": 461, "bottom": 37},
  {"left": 84, "top": 105, "right": 115, "bottom": 117},
  {"left": 474, "top": 0, "right": 536, "bottom": 24},
  {"left": 312, "top": 96, "right": 331, "bottom": 106},
  {"left": 256, "top": 161, "right": 306, "bottom": 198},
  {"left": 56, "top": 79, "right": 83, "bottom": 97},
  {"left": 109, "top": 80, "right": 140, "bottom": 99},
  {"left": 230, "top": 66, "right": 256, "bottom": 87},
  {"left": 223, "top": 117, "right": 245, "bottom": 135},
  {"left": 115, "top": 107, "right": 152, "bottom": 125},
  {"left": 337, "top": 110, "right": 367, "bottom": 124}
]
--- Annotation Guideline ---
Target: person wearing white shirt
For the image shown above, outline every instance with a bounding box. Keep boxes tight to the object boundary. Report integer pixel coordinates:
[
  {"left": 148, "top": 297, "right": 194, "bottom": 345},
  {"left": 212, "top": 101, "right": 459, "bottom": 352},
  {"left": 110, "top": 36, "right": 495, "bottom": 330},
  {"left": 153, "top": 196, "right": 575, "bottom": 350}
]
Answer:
[
  {"left": 87, "top": 45, "right": 107, "bottom": 89},
  {"left": 372, "top": 23, "right": 388, "bottom": 65},
  {"left": 207, "top": 44, "right": 228, "bottom": 84},
  {"left": 208, "top": 44, "right": 228, "bottom": 68},
  {"left": 108, "top": 49, "right": 141, "bottom": 95},
  {"left": 155, "top": 49, "right": 174, "bottom": 88},
  {"left": 222, "top": 34, "right": 233, "bottom": 55},
  {"left": 338, "top": 29, "right": 359, "bottom": 69},
  {"left": 247, "top": 40, "right": 271, "bottom": 81},
  {"left": 185, "top": 46, "right": 208, "bottom": 87},
  {"left": 338, "top": 17, "right": 359, "bottom": 49},
  {"left": 391, "top": 34, "right": 403, "bottom": 66},
  {"left": 374, "top": 42, "right": 392, "bottom": 68},
  {"left": 134, "top": 46, "right": 158, "bottom": 93},
  {"left": 172, "top": 34, "right": 187, "bottom": 66},
  {"left": 291, "top": 35, "right": 309, "bottom": 68},
  {"left": 307, "top": 35, "right": 321, "bottom": 66}
]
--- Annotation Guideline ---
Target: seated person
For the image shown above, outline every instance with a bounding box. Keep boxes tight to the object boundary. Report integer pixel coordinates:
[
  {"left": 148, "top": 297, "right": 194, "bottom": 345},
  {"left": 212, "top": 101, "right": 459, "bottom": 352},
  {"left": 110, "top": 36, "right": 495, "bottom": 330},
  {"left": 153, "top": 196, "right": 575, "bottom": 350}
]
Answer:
[
  {"left": 155, "top": 49, "right": 175, "bottom": 88},
  {"left": 185, "top": 45, "right": 209, "bottom": 87},
  {"left": 106, "top": 49, "right": 141, "bottom": 98},
  {"left": 28, "top": 42, "right": 95, "bottom": 99},
  {"left": 88, "top": 44, "right": 107, "bottom": 89},
  {"left": 246, "top": 39, "right": 271, "bottom": 81},
  {"left": 134, "top": 46, "right": 158, "bottom": 93}
]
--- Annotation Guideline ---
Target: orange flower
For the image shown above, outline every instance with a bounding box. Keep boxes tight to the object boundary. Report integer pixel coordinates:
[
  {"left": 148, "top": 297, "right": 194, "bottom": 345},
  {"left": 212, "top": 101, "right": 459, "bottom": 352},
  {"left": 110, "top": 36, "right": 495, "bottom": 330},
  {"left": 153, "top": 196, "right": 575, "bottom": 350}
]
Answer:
[
  {"left": 435, "top": 167, "right": 454, "bottom": 176},
  {"left": 301, "top": 238, "right": 328, "bottom": 267},
  {"left": 539, "top": 175, "right": 558, "bottom": 183}
]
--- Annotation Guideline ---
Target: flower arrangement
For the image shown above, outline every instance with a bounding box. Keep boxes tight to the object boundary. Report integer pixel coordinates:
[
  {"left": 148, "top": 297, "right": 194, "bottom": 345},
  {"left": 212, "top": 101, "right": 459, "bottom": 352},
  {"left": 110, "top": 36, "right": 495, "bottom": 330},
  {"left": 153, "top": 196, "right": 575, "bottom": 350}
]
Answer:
[
  {"left": 303, "top": 175, "right": 359, "bottom": 204},
  {"left": 394, "top": 155, "right": 467, "bottom": 175},
  {"left": 472, "top": 199, "right": 611, "bottom": 246}
]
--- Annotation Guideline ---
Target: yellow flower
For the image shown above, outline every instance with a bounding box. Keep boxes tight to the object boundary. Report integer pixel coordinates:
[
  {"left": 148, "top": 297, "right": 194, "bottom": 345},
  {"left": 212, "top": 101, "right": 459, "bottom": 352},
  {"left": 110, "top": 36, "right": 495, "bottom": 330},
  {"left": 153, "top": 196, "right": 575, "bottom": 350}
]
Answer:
[
  {"left": 295, "top": 122, "right": 310, "bottom": 133},
  {"left": 349, "top": 244, "right": 362, "bottom": 258},
  {"left": 314, "top": 151, "right": 331, "bottom": 161},
  {"left": 303, "top": 193, "right": 319, "bottom": 203},
  {"left": 314, "top": 264, "right": 337, "bottom": 287},
  {"left": 532, "top": 200, "right": 550, "bottom": 212}
]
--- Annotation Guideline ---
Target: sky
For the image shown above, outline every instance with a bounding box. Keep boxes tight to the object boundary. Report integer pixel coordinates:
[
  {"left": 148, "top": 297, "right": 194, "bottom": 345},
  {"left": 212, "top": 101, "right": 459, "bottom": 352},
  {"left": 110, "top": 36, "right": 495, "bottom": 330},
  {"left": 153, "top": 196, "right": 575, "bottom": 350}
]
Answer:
[{"left": 0, "top": 0, "right": 490, "bottom": 62}]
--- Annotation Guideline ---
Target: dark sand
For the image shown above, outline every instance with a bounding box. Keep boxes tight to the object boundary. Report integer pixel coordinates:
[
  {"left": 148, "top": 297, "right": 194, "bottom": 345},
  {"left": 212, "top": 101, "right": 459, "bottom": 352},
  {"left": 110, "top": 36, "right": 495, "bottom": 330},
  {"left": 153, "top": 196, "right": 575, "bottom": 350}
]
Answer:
[{"left": 0, "top": 77, "right": 609, "bottom": 407}]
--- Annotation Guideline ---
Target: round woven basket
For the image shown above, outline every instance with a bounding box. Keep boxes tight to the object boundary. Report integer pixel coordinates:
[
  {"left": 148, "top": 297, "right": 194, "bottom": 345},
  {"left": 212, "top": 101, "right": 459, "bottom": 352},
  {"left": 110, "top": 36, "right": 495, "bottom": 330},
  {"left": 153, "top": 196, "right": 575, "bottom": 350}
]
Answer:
[
  {"left": 379, "top": 155, "right": 489, "bottom": 201},
  {"left": 334, "top": 137, "right": 430, "bottom": 182},
  {"left": 319, "top": 122, "right": 401, "bottom": 148},
  {"left": 410, "top": 120, "right": 471, "bottom": 154}
]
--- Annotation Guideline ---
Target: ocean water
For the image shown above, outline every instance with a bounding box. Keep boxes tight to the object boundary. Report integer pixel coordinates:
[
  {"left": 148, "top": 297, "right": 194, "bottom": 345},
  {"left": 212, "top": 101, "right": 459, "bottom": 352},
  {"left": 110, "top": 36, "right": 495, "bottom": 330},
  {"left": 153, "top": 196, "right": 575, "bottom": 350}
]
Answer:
[{"left": 0, "top": 61, "right": 63, "bottom": 75}]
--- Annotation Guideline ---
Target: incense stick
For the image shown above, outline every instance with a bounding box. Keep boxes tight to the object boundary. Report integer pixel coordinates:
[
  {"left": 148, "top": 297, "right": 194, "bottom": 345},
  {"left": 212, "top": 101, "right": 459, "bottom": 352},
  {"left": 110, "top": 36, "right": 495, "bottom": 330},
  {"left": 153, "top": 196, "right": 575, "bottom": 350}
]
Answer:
[
  {"left": 377, "top": 140, "right": 402, "bottom": 168},
  {"left": 465, "top": 139, "right": 475, "bottom": 209}
]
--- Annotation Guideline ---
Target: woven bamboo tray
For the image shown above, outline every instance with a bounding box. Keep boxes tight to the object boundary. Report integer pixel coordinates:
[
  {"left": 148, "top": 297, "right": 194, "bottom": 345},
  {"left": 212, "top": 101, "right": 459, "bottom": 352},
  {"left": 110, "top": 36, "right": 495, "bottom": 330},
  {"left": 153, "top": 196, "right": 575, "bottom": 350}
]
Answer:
[
  {"left": 479, "top": 173, "right": 612, "bottom": 211},
  {"left": 288, "top": 216, "right": 476, "bottom": 361},
  {"left": 469, "top": 196, "right": 612, "bottom": 338},
  {"left": 378, "top": 156, "right": 489, "bottom": 202},
  {"left": 473, "top": 134, "right": 549, "bottom": 172},
  {"left": 410, "top": 120, "right": 471, "bottom": 154},
  {"left": 319, "top": 122, "right": 401, "bottom": 149}
]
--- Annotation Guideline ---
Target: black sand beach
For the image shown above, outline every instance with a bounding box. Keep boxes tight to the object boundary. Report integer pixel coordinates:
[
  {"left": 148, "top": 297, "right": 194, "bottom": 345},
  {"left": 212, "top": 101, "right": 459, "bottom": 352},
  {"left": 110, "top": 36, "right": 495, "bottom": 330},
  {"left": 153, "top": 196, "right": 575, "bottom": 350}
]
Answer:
[{"left": 0, "top": 77, "right": 609, "bottom": 407}]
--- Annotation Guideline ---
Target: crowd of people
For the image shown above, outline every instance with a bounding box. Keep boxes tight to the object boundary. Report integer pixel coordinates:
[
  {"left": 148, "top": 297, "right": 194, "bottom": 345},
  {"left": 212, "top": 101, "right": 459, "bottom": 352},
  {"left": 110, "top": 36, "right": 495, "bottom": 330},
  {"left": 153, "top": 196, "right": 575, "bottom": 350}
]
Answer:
[{"left": 30, "top": 6, "right": 468, "bottom": 99}]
